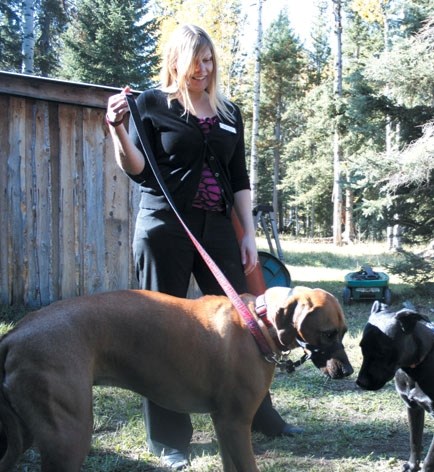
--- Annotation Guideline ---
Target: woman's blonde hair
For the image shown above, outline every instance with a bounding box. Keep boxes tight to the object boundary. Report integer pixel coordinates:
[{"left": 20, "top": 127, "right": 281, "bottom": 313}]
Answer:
[{"left": 160, "top": 24, "right": 235, "bottom": 122}]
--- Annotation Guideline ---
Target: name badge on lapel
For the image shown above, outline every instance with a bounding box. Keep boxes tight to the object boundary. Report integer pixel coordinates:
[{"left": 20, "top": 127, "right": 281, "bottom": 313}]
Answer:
[{"left": 219, "top": 123, "right": 236, "bottom": 134}]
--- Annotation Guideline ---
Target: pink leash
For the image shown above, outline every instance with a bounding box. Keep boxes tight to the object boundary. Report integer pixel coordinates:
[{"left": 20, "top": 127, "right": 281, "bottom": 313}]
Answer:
[{"left": 126, "top": 94, "right": 273, "bottom": 357}]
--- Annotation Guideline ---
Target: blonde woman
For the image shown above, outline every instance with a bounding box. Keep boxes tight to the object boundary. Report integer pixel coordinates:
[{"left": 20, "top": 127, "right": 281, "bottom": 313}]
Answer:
[{"left": 106, "top": 24, "right": 300, "bottom": 470}]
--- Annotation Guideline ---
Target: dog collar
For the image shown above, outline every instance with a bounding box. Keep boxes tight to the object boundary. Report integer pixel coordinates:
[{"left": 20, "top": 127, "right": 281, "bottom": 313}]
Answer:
[
  {"left": 255, "top": 295, "right": 285, "bottom": 351},
  {"left": 255, "top": 293, "right": 311, "bottom": 373},
  {"left": 296, "top": 337, "right": 344, "bottom": 358},
  {"left": 255, "top": 294, "right": 273, "bottom": 328}
]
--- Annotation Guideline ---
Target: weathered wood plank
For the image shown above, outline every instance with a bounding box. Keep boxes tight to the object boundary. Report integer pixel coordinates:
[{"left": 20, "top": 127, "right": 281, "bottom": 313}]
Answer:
[
  {"left": 0, "top": 71, "right": 123, "bottom": 109},
  {"left": 58, "top": 104, "right": 82, "bottom": 301},
  {"left": 103, "top": 120, "right": 132, "bottom": 291},
  {"left": 0, "top": 95, "right": 10, "bottom": 304},
  {"left": 8, "top": 97, "right": 27, "bottom": 305},
  {"left": 27, "top": 100, "right": 53, "bottom": 307},
  {"left": 48, "top": 101, "right": 61, "bottom": 303},
  {"left": 82, "top": 108, "right": 106, "bottom": 294}
]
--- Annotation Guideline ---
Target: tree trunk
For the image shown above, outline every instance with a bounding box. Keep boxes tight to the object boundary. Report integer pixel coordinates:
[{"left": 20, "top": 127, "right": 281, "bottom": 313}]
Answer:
[
  {"left": 332, "top": 0, "right": 343, "bottom": 246},
  {"left": 273, "top": 100, "right": 281, "bottom": 229},
  {"left": 381, "top": 3, "right": 402, "bottom": 249},
  {"left": 250, "top": 0, "right": 263, "bottom": 209},
  {"left": 343, "top": 187, "right": 355, "bottom": 243},
  {"left": 310, "top": 204, "right": 315, "bottom": 239},
  {"left": 22, "top": 0, "right": 35, "bottom": 74}
]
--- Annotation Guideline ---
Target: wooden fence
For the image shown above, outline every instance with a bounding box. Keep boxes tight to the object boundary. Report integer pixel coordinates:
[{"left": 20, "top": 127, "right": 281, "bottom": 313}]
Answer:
[{"left": 0, "top": 72, "right": 141, "bottom": 307}]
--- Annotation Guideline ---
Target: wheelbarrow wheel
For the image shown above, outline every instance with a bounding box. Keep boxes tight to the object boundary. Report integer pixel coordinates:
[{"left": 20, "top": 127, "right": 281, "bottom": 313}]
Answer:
[
  {"left": 342, "top": 287, "right": 352, "bottom": 305},
  {"left": 383, "top": 287, "right": 392, "bottom": 305}
]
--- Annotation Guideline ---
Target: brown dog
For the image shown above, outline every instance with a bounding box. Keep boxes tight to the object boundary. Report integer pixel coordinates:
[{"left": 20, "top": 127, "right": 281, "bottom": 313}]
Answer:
[{"left": 0, "top": 286, "right": 352, "bottom": 471}]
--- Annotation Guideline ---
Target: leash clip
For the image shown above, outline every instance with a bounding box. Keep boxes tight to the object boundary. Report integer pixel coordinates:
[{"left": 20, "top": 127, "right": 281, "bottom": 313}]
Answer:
[
  {"left": 283, "top": 359, "right": 296, "bottom": 374},
  {"left": 264, "top": 353, "right": 282, "bottom": 365},
  {"left": 265, "top": 351, "right": 310, "bottom": 375},
  {"left": 283, "top": 352, "right": 311, "bottom": 374}
]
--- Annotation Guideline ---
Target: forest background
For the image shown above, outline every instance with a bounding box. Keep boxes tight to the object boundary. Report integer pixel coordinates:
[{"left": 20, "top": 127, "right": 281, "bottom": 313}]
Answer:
[{"left": 1, "top": 0, "right": 433, "bottom": 255}]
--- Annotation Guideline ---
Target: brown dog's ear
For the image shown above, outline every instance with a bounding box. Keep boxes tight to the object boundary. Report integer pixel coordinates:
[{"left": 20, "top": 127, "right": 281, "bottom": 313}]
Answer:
[{"left": 275, "top": 296, "right": 299, "bottom": 347}]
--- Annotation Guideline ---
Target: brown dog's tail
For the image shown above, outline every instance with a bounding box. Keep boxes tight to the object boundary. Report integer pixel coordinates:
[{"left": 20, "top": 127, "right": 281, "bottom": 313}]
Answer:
[{"left": 0, "top": 345, "right": 26, "bottom": 472}]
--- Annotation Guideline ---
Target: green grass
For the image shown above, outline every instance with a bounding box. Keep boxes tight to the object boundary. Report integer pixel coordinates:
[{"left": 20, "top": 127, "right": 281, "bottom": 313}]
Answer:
[{"left": 3, "top": 240, "right": 434, "bottom": 471}]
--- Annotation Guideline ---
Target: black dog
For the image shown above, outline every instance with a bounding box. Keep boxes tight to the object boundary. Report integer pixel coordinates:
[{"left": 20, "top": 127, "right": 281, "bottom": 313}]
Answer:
[{"left": 357, "top": 301, "right": 434, "bottom": 472}]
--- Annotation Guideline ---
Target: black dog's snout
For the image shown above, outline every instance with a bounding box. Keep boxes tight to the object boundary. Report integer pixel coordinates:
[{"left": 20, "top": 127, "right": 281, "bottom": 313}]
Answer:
[
  {"left": 356, "top": 373, "right": 384, "bottom": 391},
  {"left": 355, "top": 378, "right": 366, "bottom": 389},
  {"left": 342, "top": 363, "right": 354, "bottom": 377}
]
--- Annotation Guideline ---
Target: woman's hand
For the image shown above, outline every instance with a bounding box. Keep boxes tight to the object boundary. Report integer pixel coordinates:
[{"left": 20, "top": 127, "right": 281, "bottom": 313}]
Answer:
[
  {"left": 233, "top": 190, "right": 258, "bottom": 276},
  {"left": 240, "top": 232, "right": 258, "bottom": 276},
  {"left": 106, "top": 86, "right": 131, "bottom": 126},
  {"left": 106, "top": 86, "right": 145, "bottom": 175}
]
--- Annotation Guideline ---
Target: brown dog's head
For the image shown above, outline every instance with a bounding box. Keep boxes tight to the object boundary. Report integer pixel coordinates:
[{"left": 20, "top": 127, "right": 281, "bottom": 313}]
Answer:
[{"left": 264, "top": 286, "right": 353, "bottom": 379}]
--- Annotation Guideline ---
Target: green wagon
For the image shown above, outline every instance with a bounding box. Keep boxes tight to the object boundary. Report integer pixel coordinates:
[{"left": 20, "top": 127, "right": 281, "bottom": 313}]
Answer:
[{"left": 342, "top": 264, "right": 392, "bottom": 305}]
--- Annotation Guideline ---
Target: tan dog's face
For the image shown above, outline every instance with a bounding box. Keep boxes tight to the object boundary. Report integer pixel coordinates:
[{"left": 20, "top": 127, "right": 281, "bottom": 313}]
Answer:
[{"left": 266, "top": 286, "right": 353, "bottom": 379}]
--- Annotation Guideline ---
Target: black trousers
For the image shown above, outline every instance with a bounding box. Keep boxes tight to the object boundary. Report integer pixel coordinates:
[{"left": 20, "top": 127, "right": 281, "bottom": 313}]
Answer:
[{"left": 133, "top": 207, "right": 285, "bottom": 455}]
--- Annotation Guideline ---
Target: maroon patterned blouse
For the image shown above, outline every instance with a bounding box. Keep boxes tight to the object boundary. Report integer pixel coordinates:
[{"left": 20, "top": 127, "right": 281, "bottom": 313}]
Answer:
[{"left": 192, "top": 116, "right": 224, "bottom": 211}]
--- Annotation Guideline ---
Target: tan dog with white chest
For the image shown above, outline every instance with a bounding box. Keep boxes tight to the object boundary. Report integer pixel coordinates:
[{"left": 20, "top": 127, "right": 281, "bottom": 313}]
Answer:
[{"left": 0, "top": 286, "right": 352, "bottom": 471}]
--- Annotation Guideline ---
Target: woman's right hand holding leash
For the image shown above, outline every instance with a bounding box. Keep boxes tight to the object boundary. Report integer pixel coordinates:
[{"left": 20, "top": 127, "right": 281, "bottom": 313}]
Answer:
[
  {"left": 106, "top": 86, "right": 145, "bottom": 175},
  {"left": 106, "top": 86, "right": 131, "bottom": 128}
]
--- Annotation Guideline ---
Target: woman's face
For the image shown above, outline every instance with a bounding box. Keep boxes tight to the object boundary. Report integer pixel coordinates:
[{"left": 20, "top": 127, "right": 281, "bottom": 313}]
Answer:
[{"left": 182, "top": 46, "right": 213, "bottom": 94}]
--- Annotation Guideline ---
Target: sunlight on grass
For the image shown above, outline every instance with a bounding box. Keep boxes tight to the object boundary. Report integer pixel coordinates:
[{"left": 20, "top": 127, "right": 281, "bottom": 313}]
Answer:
[
  {"left": 257, "top": 237, "right": 404, "bottom": 283},
  {"left": 0, "top": 322, "right": 14, "bottom": 336}
]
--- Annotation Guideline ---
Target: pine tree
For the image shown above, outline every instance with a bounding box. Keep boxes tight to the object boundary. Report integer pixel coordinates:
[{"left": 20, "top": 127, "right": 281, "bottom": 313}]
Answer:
[
  {"left": 259, "top": 12, "right": 307, "bottom": 229},
  {"left": 34, "top": 0, "right": 69, "bottom": 76},
  {"left": 347, "top": 0, "right": 434, "bottom": 241},
  {"left": 0, "top": 0, "right": 71, "bottom": 76},
  {"left": 60, "top": 0, "right": 159, "bottom": 89},
  {"left": 0, "top": 0, "right": 22, "bottom": 71},
  {"left": 309, "top": 0, "right": 332, "bottom": 86}
]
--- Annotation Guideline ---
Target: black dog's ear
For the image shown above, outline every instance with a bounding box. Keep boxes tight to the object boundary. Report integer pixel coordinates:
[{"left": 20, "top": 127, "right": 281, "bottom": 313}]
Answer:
[
  {"left": 395, "top": 309, "right": 429, "bottom": 333},
  {"left": 371, "top": 301, "right": 381, "bottom": 314},
  {"left": 371, "top": 300, "right": 389, "bottom": 314}
]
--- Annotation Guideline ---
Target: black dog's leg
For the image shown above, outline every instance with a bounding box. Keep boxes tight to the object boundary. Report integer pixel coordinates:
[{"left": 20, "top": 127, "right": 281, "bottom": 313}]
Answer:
[
  {"left": 403, "top": 406, "right": 424, "bottom": 471},
  {"left": 422, "top": 434, "right": 434, "bottom": 472}
]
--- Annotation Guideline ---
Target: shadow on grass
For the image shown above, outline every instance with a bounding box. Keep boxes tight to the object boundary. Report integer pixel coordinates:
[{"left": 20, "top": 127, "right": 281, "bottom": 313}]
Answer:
[
  {"left": 85, "top": 450, "right": 159, "bottom": 471},
  {"left": 14, "top": 441, "right": 220, "bottom": 472},
  {"left": 14, "top": 448, "right": 161, "bottom": 472},
  {"left": 252, "top": 417, "right": 423, "bottom": 464},
  {"left": 0, "top": 304, "right": 27, "bottom": 324},
  {"left": 11, "top": 381, "right": 430, "bottom": 472},
  {"left": 255, "top": 372, "right": 428, "bottom": 467}
]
